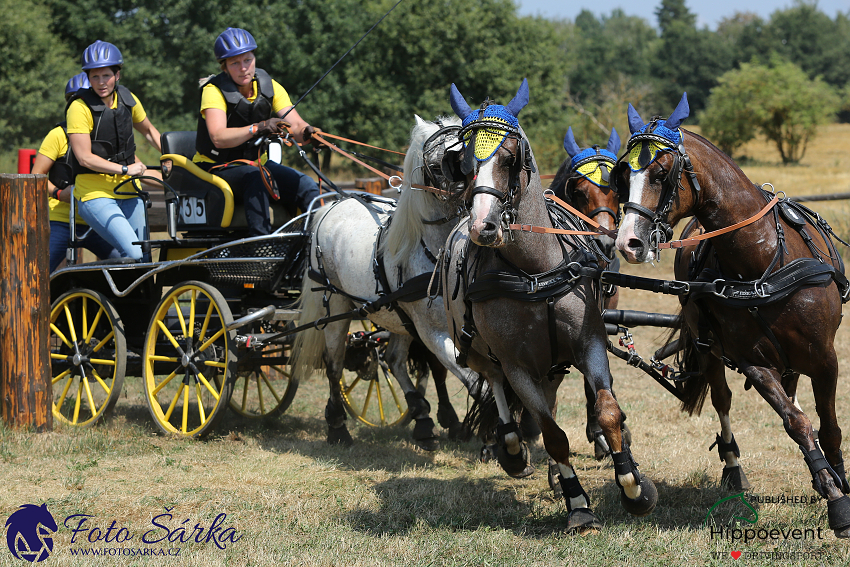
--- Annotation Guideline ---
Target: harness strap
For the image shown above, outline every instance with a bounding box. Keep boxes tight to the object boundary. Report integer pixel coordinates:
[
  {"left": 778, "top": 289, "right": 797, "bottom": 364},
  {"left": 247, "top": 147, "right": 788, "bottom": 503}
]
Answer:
[
  {"left": 747, "top": 306, "right": 792, "bottom": 373},
  {"left": 658, "top": 195, "right": 780, "bottom": 249}
]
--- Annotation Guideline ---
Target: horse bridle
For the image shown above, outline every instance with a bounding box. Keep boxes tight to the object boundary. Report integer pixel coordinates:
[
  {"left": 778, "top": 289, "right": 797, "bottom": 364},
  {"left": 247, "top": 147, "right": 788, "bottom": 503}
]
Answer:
[
  {"left": 612, "top": 123, "right": 702, "bottom": 255},
  {"left": 422, "top": 123, "right": 465, "bottom": 198},
  {"left": 457, "top": 119, "right": 535, "bottom": 231},
  {"left": 566, "top": 147, "right": 620, "bottom": 226}
]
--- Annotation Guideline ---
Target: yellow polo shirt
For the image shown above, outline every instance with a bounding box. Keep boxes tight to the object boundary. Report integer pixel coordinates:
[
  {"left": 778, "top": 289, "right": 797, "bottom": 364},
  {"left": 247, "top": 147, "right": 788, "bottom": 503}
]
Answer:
[
  {"left": 37, "top": 126, "right": 87, "bottom": 224},
  {"left": 66, "top": 92, "right": 148, "bottom": 201},
  {"left": 192, "top": 78, "right": 292, "bottom": 164}
]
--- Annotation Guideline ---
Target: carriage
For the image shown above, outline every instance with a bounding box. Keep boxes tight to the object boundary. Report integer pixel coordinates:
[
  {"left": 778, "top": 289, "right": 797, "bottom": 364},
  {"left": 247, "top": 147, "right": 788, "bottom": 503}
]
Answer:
[{"left": 47, "top": 130, "right": 428, "bottom": 438}]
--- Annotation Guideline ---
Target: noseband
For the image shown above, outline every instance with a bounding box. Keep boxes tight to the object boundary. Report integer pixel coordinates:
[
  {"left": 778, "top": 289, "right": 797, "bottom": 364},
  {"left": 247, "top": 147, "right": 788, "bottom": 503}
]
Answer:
[
  {"left": 613, "top": 124, "right": 702, "bottom": 255},
  {"left": 458, "top": 119, "right": 535, "bottom": 231}
]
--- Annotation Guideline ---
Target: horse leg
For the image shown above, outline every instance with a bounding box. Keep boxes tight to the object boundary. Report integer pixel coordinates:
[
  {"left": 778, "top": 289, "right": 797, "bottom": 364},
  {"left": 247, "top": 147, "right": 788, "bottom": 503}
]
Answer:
[
  {"left": 384, "top": 334, "right": 439, "bottom": 451},
  {"left": 701, "top": 356, "right": 750, "bottom": 491},
  {"left": 511, "top": 369, "right": 601, "bottom": 533},
  {"left": 488, "top": 373, "right": 534, "bottom": 478},
  {"left": 323, "top": 320, "right": 354, "bottom": 446},
  {"left": 742, "top": 363, "right": 850, "bottom": 537},
  {"left": 427, "top": 350, "right": 468, "bottom": 440}
]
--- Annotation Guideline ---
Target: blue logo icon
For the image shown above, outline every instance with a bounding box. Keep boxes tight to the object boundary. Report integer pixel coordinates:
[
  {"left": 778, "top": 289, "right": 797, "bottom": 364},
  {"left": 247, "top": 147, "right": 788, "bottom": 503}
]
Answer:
[{"left": 5, "top": 504, "right": 58, "bottom": 562}]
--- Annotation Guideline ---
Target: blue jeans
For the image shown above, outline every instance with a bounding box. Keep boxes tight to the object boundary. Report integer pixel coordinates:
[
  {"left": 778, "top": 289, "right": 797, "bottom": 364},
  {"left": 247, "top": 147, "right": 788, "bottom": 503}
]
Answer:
[
  {"left": 76, "top": 197, "right": 148, "bottom": 261},
  {"left": 199, "top": 161, "right": 320, "bottom": 236},
  {"left": 49, "top": 221, "right": 118, "bottom": 272}
]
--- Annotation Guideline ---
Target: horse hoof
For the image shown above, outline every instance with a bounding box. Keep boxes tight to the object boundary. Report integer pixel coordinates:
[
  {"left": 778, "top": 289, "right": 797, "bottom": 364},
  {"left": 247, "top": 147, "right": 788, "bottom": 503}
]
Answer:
[
  {"left": 412, "top": 417, "right": 440, "bottom": 451},
  {"left": 620, "top": 475, "right": 658, "bottom": 517},
  {"left": 548, "top": 460, "right": 563, "bottom": 500},
  {"left": 721, "top": 465, "right": 751, "bottom": 491},
  {"left": 828, "top": 495, "right": 850, "bottom": 534},
  {"left": 566, "top": 508, "right": 603, "bottom": 535},
  {"left": 327, "top": 425, "right": 354, "bottom": 446},
  {"left": 497, "top": 441, "right": 535, "bottom": 479}
]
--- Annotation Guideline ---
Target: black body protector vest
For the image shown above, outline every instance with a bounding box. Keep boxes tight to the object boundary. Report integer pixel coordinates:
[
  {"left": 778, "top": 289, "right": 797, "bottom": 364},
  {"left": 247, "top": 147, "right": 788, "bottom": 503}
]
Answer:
[
  {"left": 48, "top": 122, "right": 75, "bottom": 190},
  {"left": 68, "top": 86, "right": 137, "bottom": 176},
  {"left": 195, "top": 68, "right": 275, "bottom": 163}
]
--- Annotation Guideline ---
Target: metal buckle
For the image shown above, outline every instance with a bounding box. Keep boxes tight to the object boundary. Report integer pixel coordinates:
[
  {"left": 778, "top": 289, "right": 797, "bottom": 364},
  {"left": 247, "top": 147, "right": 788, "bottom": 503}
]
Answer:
[
  {"left": 754, "top": 281, "right": 769, "bottom": 298},
  {"left": 388, "top": 175, "right": 403, "bottom": 193},
  {"left": 712, "top": 278, "right": 728, "bottom": 298},
  {"left": 528, "top": 276, "right": 539, "bottom": 294}
]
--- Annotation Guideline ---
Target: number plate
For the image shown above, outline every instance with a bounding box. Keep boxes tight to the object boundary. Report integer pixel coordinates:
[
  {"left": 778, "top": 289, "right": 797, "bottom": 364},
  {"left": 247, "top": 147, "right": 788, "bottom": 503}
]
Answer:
[{"left": 179, "top": 196, "right": 207, "bottom": 225}]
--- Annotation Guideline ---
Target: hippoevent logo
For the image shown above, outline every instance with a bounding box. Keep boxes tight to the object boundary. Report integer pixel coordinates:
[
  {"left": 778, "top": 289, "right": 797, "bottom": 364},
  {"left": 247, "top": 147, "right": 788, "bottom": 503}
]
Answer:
[
  {"left": 704, "top": 492, "right": 826, "bottom": 561},
  {"left": 4, "top": 504, "right": 242, "bottom": 561},
  {"left": 5, "top": 504, "right": 57, "bottom": 562}
]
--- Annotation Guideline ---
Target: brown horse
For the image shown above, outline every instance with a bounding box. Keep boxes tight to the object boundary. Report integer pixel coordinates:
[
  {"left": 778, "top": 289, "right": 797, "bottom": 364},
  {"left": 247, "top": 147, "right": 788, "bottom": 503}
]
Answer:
[
  {"left": 550, "top": 125, "right": 627, "bottom": 459},
  {"left": 614, "top": 93, "right": 850, "bottom": 537},
  {"left": 442, "top": 79, "right": 657, "bottom": 533}
]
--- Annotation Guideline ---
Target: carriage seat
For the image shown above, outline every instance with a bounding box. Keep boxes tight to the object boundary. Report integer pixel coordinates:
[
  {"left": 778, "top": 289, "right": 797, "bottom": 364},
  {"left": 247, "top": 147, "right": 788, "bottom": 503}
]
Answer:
[{"left": 159, "top": 131, "right": 293, "bottom": 232}]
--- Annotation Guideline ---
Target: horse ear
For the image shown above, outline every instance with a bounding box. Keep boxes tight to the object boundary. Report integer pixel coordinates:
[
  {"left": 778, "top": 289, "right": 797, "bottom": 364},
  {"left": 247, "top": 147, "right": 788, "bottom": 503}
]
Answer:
[
  {"left": 505, "top": 78, "right": 529, "bottom": 118},
  {"left": 563, "top": 127, "right": 581, "bottom": 158},
  {"left": 665, "top": 92, "right": 690, "bottom": 131},
  {"left": 607, "top": 127, "right": 621, "bottom": 153},
  {"left": 450, "top": 84, "right": 473, "bottom": 121},
  {"left": 414, "top": 114, "right": 427, "bottom": 128},
  {"left": 627, "top": 104, "right": 645, "bottom": 134}
]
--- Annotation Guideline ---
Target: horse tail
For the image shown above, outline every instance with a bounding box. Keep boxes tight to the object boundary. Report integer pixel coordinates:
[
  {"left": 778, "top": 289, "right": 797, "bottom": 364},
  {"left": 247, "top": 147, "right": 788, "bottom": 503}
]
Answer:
[
  {"left": 462, "top": 376, "right": 522, "bottom": 442},
  {"left": 674, "top": 318, "right": 709, "bottom": 416},
  {"left": 290, "top": 260, "right": 327, "bottom": 383}
]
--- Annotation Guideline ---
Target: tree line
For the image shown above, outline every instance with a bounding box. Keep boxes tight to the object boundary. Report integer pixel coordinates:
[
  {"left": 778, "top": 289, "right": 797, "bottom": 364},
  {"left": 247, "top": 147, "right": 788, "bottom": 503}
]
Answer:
[{"left": 2, "top": 0, "right": 847, "bottom": 170}]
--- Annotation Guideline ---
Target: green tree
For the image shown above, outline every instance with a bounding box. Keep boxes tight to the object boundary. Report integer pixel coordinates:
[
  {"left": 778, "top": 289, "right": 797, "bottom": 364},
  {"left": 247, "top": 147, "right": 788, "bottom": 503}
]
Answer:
[
  {"left": 0, "top": 0, "right": 77, "bottom": 149},
  {"left": 700, "top": 58, "right": 839, "bottom": 163}
]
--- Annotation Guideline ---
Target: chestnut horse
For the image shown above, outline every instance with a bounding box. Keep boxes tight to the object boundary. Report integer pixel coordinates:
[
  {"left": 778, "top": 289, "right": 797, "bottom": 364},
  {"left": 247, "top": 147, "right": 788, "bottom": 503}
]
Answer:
[
  {"left": 614, "top": 93, "right": 850, "bottom": 537},
  {"left": 442, "top": 79, "right": 657, "bottom": 533}
]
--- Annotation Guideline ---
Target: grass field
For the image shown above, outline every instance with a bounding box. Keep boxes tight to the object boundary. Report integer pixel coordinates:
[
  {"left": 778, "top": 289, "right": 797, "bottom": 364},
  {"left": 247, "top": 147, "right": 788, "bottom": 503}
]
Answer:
[{"left": 3, "top": 126, "right": 850, "bottom": 566}]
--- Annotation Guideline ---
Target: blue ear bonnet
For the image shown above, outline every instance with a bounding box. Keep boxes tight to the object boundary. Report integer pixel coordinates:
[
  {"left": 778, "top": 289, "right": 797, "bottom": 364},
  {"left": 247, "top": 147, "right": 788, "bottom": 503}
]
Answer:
[
  {"left": 633, "top": 119, "right": 681, "bottom": 147},
  {"left": 570, "top": 147, "right": 618, "bottom": 170},
  {"left": 461, "top": 104, "right": 520, "bottom": 130}
]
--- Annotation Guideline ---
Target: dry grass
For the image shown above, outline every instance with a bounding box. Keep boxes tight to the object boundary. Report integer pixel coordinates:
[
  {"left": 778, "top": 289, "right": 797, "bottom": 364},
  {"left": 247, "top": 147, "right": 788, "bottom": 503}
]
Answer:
[{"left": 4, "top": 126, "right": 850, "bottom": 566}]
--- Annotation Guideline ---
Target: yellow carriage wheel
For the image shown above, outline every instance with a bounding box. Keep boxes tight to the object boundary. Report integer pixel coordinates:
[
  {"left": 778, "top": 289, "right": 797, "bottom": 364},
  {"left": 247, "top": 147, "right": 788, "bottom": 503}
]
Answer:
[
  {"left": 229, "top": 336, "right": 299, "bottom": 418},
  {"left": 143, "top": 281, "right": 236, "bottom": 438},
  {"left": 339, "top": 325, "right": 429, "bottom": 427},
  {"left": 50, "top": 289, "right": 126, "bottom": 427}
]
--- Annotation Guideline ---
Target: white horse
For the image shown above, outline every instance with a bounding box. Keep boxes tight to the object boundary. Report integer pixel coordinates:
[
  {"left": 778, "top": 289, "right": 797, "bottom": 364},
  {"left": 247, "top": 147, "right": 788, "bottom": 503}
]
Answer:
[{"left": 292, "top": 116, "right": 481, "bottom": 449}]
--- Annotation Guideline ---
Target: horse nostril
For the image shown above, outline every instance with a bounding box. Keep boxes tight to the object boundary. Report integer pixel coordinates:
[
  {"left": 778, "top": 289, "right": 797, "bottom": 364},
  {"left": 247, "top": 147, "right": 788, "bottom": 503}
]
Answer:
[
  {"left": 480, "top": 221, "right": 497, "bottom": 235},
  {"left": 627, "top": 238, "right": 644, "bottom": 253}
]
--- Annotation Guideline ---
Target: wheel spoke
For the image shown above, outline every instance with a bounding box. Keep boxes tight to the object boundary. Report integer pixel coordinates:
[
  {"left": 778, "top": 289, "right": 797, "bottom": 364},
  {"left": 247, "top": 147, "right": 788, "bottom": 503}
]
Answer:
[
  {"left": 90, "top": 368, "right": 111, "bottom": 394},
  {"left": 260, "top": 369, "right": 283, "bottom": 404},
  {"left": 83, "top": 376, "right": 97, "bottom": 417},
  {"left": 361, "top": 379, "right": 375, "bottom": 416},
  {"left": 240, "top": 375, "right": 249, "bottom": 411},
  {"left": 52, "top": 369, "right": 72, "bottom": 385},
  {"left": 163, "top": 383, "right": 184, "bottom": 422},
  {"left": 172, "top": 296, "right": 189, "bottom": 340},
  {"left": 202, "top": 360, "right": 226, "bottom": 369},
  {"left": 188, "top": 290, "right": 197, "bottom": 344},
  {"left": 63, "top": 303, "right": 79, "bottom": 345},
  {"left": 256, "top": 374, "right": 265, "bottom": 414},
  {"left": 195, "top": 383, "right": 207, "bottom": 425},
  {"left": 50, "top": 323, "right": 73, "bottom": 348},
  {"left": 50, "top": 352, "right": 71, "bottom": 361},
  {"left": 198, "top": 301, "right": 215, "bottom": 344},
  {"left": 374, "top": 372, "right": 386, "bottom": 425},
  {"left": 382, "top": 365, "right": 404, "bottom": 415},
  {"left": 56, "top": 373, "right": 75, "bottom": 408},
  {"left": 90, "top": 330, "right": 115, "bottom": 354},
  {"left": 343, "top": 376, "right": 362, "bottom": 396},
  {"left": 72, "top": 378, "right": 83, "bottom": 424},
  {"left": 81, "top": 297, "right": 88, "bottom": 343},
  {"left": 197, "top": 328, "right": 225, "bottom": 354},
  {"left": 85, "top": 305, "right": 105, "bottom": 344},
  {"left": 89, "top": 357, "right": 116, "bottom": 367},
  {"left": 156, "top": 320, "right": 183, "bottom": 351},
  {"left": 152, "top": 369, "right": 180, "bottom": 396},
  {"left": 195, "top": 371, "right": 220, "bottom": 401},
  {"left": 181, "top": 386, "right": 190, "bottom": 433},
  {"left": 148, "top": 355, "right": 179, "bottom": 363}
]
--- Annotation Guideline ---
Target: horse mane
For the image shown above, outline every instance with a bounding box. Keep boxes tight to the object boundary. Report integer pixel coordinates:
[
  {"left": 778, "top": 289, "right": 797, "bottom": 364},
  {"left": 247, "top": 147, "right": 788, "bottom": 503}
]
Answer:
[
  {"left": 381, "top": 115, "right": 460, "bottom": 267},
  {"left": 682, "top": 128, "right": 752, "bottom": 190}
]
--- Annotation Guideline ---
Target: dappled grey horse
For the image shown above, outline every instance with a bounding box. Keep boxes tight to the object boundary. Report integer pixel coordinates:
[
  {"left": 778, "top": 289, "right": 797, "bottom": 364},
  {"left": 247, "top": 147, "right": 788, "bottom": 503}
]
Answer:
[{"left": 441, "top": 79, "right": 657, "bottom": 533}]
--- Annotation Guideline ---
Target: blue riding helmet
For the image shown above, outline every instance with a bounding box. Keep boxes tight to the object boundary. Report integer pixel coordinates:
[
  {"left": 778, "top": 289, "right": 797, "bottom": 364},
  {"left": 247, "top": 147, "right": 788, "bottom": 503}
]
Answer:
[
  {"left": 214, "top": 27, "right": 257, "bottom": 61},
  {"left": 81, "top": 40, "right": 123, "bottom": 70},
  {"left": 65, "top": 72, "right": 91, "bottom": 96}
]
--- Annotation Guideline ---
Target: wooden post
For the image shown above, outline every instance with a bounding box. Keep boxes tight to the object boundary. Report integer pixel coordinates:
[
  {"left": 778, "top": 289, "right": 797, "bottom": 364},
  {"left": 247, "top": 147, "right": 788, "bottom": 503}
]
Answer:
[
  {"left": 355, "top": 177, "right": 388, "bottom": 195},
  {"left": 0, "top": 174, "right": 52, "bottom": 431}
]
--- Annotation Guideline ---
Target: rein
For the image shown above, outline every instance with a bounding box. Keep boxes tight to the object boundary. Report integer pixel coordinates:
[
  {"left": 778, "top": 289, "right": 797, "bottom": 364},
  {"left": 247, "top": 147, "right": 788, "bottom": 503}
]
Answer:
[
  {"left": 509, "top": 193, "right": 617, "bottom": 238},
  {"left": 658, "top": 195, "right": 780, "bottom": 249}
]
